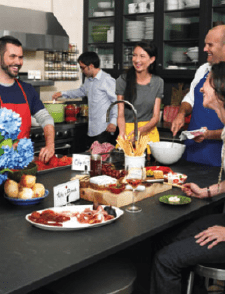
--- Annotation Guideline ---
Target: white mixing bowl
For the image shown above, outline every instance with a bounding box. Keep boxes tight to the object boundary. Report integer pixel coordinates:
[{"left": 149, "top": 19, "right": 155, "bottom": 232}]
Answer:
[{"left": 148, "top": 141, "right": 186, "bottom": 165}]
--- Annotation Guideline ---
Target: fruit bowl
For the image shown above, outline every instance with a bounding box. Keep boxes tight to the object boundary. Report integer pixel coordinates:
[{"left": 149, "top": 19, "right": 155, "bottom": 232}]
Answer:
[{"left": 8, "top": 162, "right": 38, "bottom": 183}]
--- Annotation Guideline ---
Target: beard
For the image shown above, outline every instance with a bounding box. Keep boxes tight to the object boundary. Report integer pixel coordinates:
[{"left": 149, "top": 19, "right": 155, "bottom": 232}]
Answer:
[{"left": 1, "top": 60, "right": 21, "bottom": 78}]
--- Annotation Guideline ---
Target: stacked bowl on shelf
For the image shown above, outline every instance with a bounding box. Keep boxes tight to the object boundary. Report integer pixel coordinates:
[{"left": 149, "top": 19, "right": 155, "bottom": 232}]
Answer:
[
  {"left": 126, "top": 21, "right": 144, "bottom": 41},
  {"left": 91, "top": 25, "right": 110, "bottom": 43},
  {"left": 93, "top": 1, "right": 114, "bottom": 17}
]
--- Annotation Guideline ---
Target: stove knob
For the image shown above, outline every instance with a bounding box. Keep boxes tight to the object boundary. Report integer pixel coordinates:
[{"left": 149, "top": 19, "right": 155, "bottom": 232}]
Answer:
[
  {"left": 56, "top": 131, "right": 63, "bottom": 138},
  {"left": 65, "top": 130, "right": 71, "bottom": 136},
  {"left": 35, "top": 133, "right": 42, "bottom": 140}
]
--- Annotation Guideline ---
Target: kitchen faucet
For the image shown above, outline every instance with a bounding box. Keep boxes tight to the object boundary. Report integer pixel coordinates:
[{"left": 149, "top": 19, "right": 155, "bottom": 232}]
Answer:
[{"left": 106, "top": 100, "right": 138, "bottom": 142}]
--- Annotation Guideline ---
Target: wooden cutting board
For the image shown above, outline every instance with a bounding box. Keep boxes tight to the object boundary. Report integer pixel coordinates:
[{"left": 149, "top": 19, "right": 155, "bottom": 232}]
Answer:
[{"left": 80, "top": 183, "right": 172, "bottom": 207}]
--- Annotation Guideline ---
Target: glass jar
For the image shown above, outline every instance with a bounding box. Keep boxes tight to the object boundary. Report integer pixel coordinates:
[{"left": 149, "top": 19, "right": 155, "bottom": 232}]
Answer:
[
  {"left": 65, "top": 104, "right": 76, "bottom": 122},
  {"left": 90, "top": 154, "right": 102, "bottom": 177}
]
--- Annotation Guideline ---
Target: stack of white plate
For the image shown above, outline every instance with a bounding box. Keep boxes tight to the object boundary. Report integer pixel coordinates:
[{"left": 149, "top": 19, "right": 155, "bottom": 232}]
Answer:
[
  {"left": 145, "top": 17, "right": 154, "bottom": 40},
  {"left": 126, "top": 21, "right": 145, "bottom": 41},
  {"left": 184, "top": 0, "right": 200, "bottom": 7},
  {"left": 166, "top": 0, "right": 179, "bottom": 10}
]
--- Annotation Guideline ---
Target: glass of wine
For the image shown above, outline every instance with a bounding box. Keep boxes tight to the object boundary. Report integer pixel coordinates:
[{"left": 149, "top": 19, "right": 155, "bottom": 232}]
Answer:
[{"left": 126, "top": 166, "right": 144, "bottom": 213}]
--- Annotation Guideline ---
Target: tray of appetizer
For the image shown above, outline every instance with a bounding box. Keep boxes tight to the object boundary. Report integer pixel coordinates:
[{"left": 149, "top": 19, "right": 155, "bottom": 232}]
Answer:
[
  {"left": 26, "top": 204, "right": 124, "bottom": 231},
  {"left": 34, "top": 154, "right": 72, "bottom": 173}
]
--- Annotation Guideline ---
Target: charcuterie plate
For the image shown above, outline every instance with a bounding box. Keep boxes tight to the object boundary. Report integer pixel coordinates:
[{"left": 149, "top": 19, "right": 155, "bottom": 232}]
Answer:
[
  {"left": 25, "top": 205, "right": 124, "bottom": 231},
  {"left": 4, "top": 190, "right": 49, "bottom": 206},
  {"left": 159, "top": 195, "right": 191, "bottom": 205}
]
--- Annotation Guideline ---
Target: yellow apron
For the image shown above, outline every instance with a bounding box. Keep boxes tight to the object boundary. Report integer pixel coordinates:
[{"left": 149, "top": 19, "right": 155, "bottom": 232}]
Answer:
[{"left": 117, "top": 121, "right": 160, "bottom": 154}]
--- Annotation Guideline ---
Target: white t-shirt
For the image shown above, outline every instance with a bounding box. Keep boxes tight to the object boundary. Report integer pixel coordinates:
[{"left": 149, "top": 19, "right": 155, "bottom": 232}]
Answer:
[{"left": 182, "top": 63, "right": 211, "bottom": 107}]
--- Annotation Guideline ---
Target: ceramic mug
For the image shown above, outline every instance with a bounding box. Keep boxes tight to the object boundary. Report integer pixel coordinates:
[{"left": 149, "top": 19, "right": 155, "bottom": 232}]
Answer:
[
  {"left": 139, "top": 2, "right": 147, "bottom": 13},
  {"left": 128, "top": 3, "right": 138, "bottom": 13}
]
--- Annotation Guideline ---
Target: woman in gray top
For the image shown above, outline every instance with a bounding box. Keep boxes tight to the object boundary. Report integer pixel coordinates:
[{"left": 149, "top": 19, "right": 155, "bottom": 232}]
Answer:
[{"left": 116, "top": 41, "right": 164, "bottom": 159}]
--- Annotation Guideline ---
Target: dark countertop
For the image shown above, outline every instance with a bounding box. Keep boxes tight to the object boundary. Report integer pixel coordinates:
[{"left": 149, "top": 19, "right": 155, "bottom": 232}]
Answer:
[{"left": 1, "top": 160, "right": 225, "bottom": 294}]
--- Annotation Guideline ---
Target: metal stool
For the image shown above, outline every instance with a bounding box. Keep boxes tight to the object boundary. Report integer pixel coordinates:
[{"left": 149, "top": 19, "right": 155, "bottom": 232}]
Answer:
[
  {"left": 45, "top": 257, "right": 137, "bottom": 294},
  {"left": 187, "top": 264, "right": 225, "bottom": 294}
]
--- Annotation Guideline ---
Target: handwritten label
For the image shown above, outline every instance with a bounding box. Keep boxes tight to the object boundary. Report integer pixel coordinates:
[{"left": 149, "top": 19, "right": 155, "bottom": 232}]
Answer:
[
  {"left": 53, "top": 179, "right": 79, "bottom": 207},
  {"left": 72, "top": 154, "right": 90, "bottom": 171}
]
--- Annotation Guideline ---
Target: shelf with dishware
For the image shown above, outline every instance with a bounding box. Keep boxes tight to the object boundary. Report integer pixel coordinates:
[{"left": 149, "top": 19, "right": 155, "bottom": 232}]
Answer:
[
  {"left": 83, "top": 0, "right": 225, "bottom": 80},
  {"left": 213, "top": 0, "right": 225, "bottom": 24}
]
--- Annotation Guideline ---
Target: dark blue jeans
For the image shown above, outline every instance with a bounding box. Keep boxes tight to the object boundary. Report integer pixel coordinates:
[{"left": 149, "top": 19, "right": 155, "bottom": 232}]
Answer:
[{"left": 150, "top": 214, "right": 225, "bottom": 294}]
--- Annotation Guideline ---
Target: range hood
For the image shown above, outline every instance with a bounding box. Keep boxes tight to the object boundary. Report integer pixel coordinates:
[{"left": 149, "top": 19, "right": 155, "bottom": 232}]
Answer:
[{"left": 0, "top": 5, "right": 69, "bottom": 51}]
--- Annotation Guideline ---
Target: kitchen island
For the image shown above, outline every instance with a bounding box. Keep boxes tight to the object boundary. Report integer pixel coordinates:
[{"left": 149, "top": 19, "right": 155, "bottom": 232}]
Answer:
[{"left": 1, "top": 159, "right": 225, "bottom": 294}]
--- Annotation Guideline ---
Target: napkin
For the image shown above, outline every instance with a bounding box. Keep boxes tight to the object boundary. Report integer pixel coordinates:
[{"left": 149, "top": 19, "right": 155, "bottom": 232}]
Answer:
[{"left": 179, "top": 128, "right": 206, "bottom": 141}]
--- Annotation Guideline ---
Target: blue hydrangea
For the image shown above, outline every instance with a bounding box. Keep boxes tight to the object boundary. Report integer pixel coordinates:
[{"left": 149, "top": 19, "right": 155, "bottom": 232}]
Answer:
[
  {"left": 0, "top": 108, "right": 34, "bottom": 185},
  {"left": 0, "top": 172, "right": 8, "bottom": 185},
  {"left": 0, "top": 146, "right": 15, "bottom": 169},
  {"left": 13, "top": 139, "right": 34, "bottom": 169},
  {"left": 0, "top": 108, "right": 21, "bottom": 140}
]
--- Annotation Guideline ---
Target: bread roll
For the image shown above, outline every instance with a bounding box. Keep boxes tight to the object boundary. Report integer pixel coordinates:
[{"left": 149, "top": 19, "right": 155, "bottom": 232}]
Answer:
[
  {"left": 18, "top": 187, "right": 34, "bottom": 199},
  {"left": 20, "top": 175, "right": 36, "bottom": 188},
  {"left": 4, "top": 179, "right": 19, "bottom": 198},
  {"left": 32, "top": 183, "right": 45, "bottom": 198}
]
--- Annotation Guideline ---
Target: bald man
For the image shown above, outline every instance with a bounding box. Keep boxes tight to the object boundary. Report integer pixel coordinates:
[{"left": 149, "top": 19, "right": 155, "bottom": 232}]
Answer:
[{"left": 171, "top": 25, "right": 225, "bottom": 166}]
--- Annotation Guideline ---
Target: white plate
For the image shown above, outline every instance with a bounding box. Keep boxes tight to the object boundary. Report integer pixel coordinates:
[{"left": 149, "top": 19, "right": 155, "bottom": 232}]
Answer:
[{"left": 25, "top": 205, "right": 124, "bottom": 231}]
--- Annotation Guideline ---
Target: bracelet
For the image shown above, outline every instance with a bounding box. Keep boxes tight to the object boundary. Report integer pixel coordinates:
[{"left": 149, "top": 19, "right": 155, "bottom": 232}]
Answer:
[{"left": 207, "top": 186, "right": 212, "bottom": 198}]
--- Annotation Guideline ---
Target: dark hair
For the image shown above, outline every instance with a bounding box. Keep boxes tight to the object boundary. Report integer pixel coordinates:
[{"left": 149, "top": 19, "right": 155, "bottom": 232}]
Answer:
[
  {"left": 210, "top": 62, "right": 225, "bottom": 106},
  {"left": 0, "top": 35, "right": 22, "bottom": 56},
  {"left": 78, "top": 51, "right": 100, "bottom": 68},
  {"left": 123, "top": 41, "right": 158, "bottom": 103}
]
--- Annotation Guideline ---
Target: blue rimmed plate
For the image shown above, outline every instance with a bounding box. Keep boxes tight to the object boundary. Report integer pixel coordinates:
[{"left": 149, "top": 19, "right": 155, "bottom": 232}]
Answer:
[{"left": 4, "top": 190, "right": 49, "bottom": 206}]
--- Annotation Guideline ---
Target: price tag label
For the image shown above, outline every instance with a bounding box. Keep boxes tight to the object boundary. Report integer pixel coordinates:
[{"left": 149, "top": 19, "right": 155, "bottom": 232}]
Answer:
[
  {"left": 53, "top": 179, "right": 79, "bottom": 207},
  {"left": 72, "top": 154, "right": 90, "bottom": 171}
]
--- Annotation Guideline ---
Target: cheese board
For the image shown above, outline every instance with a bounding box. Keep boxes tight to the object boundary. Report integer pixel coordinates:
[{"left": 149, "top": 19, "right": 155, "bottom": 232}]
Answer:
[{"left": 80, "top": 183, "right": 172, "bottom": 207}]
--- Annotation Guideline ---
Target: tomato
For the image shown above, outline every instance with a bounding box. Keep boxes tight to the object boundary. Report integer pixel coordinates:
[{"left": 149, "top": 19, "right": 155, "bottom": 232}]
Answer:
[
  {"left": 173, "top": 179, "right": 179, "bottom": 184},
  {"left": 48, "top": 155, "right": 59, "bottom": 168},
  {"left": 58, "top": 156, "right": 72, "bottom": 166}
]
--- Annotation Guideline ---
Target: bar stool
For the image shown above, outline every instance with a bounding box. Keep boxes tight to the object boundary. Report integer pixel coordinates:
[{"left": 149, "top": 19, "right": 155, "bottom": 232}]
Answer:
[
  {"left": 187, "top": 263, "right": 225, "bottom": 294},
  {"left": 44, "top": 256, "right": 137, "bottom": 294}
]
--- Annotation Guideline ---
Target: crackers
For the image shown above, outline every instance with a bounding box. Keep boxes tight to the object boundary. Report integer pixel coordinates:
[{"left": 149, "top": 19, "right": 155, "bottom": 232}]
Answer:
[{"left": 116, "top": 133, "right": 149, "bottom": 156}]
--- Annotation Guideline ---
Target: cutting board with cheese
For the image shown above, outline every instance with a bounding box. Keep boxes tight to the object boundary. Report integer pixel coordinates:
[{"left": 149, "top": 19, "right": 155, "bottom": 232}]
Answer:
[{"left": 80, "top": 183, "right": 172, "bottom": 208}]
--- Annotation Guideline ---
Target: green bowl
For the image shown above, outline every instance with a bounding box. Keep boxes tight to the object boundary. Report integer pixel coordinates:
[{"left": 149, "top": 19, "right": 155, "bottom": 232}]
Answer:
[
  {"left": 8, "top": 162, "right": 38, "bottom": 183},
  {"left": 92, "top": 25, "right": 110, "bottom": 32},
  {"left": 91, "top": 32, "right": 107, "bottom": 42}
]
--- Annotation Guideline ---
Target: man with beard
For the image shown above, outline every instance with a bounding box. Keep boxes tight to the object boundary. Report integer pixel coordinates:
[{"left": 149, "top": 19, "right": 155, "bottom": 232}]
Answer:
[
  {"left": 171, "top": 25, "right": 225, "bottom": 166},
  {"left": 0, "top": 35, "right": 55, "bottom": 163}
]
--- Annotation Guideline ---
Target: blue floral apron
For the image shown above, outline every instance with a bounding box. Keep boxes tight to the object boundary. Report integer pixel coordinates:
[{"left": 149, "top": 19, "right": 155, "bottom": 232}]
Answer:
[{"left": 183, "top": 71, "right": 223, "bottom": 166}]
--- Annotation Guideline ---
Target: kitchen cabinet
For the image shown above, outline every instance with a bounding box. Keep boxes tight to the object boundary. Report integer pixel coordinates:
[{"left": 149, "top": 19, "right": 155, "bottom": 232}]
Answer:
[
  {"left": 83, "top": 0, "right": 221, "bottom": 80},
  {"left": 83, "top": 0, "right": 122, "bottom": 78},
  {"left": 212, "top": 0, "right": 225, "bottom": 24}
]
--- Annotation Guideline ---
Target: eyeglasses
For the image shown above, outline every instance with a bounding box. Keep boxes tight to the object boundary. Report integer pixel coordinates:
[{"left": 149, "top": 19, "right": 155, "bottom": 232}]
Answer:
[{"left": 80, "top": 65, "right": 87, "bottom": 71}]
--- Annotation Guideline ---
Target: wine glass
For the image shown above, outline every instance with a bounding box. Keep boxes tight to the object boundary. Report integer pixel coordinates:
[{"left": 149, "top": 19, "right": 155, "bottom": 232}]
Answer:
[{"left": 126, "top": 166, "right": 144, "bottom": 213}]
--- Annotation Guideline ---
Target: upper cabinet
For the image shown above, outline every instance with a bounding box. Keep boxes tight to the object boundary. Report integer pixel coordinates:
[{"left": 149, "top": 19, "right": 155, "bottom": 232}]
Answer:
[
  {"left": 83, "top": 0, "right": 225, "bottom": 80},
  {"left": 213, "top": 0, "right": 225, "bottom": 23},
  {"left": 83, "top": 0, "right": 123, "bottom": 78}
]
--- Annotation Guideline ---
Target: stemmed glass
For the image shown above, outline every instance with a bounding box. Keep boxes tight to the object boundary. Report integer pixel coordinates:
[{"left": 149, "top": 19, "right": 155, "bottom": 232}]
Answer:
[{"left": 125, "top": 166, "right": 144, "bottom": 213}]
